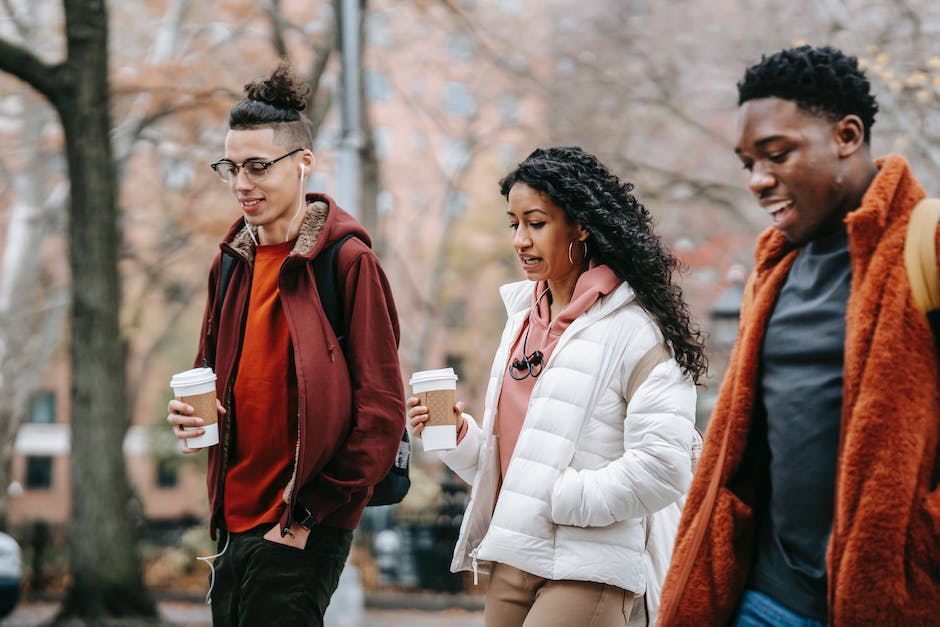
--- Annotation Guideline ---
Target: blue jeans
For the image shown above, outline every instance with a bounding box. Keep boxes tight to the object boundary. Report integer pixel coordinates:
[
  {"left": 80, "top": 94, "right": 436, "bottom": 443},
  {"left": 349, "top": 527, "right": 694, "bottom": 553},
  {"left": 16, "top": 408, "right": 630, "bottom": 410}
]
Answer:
[{"left": 734, "top": 589, "right": 828, "bottom": 627}]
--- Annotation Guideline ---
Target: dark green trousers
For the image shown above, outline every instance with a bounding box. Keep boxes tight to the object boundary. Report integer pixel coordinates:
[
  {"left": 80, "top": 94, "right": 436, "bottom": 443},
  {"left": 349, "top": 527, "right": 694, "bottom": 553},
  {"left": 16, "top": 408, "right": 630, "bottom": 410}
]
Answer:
[{"left": 211, "top": 524, "right": 353, "bottom": 627}]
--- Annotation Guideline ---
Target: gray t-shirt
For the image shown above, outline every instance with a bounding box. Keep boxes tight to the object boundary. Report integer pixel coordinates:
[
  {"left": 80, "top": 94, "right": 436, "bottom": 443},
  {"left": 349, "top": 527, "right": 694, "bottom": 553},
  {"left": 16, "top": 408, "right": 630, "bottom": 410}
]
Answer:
[{"left": 750, "top": 226, "right": 851, "bottom": 621}]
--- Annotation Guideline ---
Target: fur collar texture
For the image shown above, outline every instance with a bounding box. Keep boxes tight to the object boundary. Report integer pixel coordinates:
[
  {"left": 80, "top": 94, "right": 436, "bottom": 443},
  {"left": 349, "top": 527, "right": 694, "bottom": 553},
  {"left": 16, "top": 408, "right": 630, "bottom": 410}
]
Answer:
[
  {"left": 228, "top": 200, "right": 330, "bottom": 262},
  {"left": 660, "top": 154, "right": 940, "bottom": 626}
]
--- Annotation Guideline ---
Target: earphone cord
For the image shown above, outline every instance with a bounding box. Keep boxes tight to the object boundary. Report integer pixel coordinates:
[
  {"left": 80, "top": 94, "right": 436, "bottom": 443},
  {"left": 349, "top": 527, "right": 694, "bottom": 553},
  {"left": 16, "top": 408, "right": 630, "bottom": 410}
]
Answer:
[
  {"left": 510, "top": 286, "right": 552, "bottom": 381},
  {"left": 244, "top": 217, "right": 259, "bottom": 246},
  {"left": 196, "top": 530, "right": 230, "bottom": 605},
  {"left": 284, "top": 167, "right": 307, "bottom": 242}
]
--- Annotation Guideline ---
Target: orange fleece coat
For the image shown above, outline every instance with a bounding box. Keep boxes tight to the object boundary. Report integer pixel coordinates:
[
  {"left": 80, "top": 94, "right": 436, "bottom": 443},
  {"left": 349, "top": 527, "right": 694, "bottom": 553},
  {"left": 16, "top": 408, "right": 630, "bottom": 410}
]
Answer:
[{"left": 659, "top": 155, "right": 940, "bottom": 626}]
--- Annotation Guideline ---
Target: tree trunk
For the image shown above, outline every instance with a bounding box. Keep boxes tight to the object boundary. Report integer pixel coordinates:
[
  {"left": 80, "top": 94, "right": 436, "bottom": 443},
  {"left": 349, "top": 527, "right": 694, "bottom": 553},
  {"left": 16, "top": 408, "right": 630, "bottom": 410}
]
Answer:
[{"left": 53, "top": 0, "right": 154, "bottom": 619}]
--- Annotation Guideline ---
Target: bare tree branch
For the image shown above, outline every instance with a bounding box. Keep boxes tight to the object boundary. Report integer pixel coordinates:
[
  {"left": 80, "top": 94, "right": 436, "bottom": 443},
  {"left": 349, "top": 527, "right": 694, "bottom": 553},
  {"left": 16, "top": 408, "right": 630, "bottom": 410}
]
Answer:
[
  {"left": 0, "top": 37, "right": 66, "bottom": 103},
  {"left": 305, "top": 6, "right": 338, "bottom": 139},
  {"left": 263, "top": 0, "right": 290, "bottom": 60}
]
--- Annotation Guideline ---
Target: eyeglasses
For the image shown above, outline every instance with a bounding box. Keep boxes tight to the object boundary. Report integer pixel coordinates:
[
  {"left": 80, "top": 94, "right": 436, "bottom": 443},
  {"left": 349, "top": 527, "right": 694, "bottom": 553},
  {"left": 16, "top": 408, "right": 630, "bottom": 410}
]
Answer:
[{"left": 210, "top": 148, "right": 303, "bottom": 183}]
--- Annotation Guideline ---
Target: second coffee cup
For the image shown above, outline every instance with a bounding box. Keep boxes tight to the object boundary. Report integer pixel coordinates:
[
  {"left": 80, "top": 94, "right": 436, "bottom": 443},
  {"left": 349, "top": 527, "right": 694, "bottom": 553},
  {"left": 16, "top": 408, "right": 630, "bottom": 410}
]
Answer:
[{"left": 410, "top": 367, "right": 459, "bottom": 451}]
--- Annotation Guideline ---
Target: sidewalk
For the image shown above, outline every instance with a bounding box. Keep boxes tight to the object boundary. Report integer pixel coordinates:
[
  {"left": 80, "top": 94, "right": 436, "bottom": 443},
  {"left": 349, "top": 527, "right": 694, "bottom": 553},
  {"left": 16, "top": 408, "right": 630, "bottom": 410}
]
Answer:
[
  {"left": 1, "top": 589, "right": 484, "bottom": 627},
  {"left": 1, "top": 598, "right": 483, "bottom": 627}
]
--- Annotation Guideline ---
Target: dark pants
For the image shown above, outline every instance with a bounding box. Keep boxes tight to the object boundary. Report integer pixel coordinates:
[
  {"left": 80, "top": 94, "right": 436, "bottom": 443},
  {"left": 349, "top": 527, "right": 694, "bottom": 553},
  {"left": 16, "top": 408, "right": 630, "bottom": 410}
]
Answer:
[{"left": 211, "top": 524, "right": 353, "bottom": 627}]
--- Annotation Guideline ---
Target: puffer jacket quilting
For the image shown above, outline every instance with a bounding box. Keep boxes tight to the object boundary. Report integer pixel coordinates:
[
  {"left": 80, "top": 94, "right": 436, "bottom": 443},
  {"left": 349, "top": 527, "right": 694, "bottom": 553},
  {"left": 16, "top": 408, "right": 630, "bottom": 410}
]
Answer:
[{"left": 437, "top": 280, "right": 697, "bottom": 593}]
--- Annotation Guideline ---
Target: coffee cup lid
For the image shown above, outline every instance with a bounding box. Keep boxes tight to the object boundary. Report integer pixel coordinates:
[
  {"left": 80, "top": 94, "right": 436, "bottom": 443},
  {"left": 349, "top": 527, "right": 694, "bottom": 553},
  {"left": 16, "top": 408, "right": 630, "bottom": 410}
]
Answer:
[
  {"left": 170, "top": 367, "right": 216, "bottom": 389},
  {"left": 409, "top": 367, "right": 458, "bottom": 387}
]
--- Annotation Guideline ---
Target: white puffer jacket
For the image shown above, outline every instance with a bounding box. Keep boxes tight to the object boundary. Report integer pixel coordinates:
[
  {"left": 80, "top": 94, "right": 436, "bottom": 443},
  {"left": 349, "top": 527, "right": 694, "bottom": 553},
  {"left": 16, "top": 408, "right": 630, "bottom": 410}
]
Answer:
[{"left": 437, "top": 280, "right": 697, "bottom": 594}]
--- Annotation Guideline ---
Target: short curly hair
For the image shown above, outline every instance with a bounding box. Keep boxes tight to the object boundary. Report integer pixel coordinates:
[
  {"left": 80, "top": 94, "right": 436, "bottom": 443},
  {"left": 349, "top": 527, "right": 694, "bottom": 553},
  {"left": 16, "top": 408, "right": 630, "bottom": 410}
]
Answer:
[
  {"left": 738, "top": 45, "right": 878, "bottom": 143},
  {"left": 499, "top": 146, "right": 707, "bottom": 383}
]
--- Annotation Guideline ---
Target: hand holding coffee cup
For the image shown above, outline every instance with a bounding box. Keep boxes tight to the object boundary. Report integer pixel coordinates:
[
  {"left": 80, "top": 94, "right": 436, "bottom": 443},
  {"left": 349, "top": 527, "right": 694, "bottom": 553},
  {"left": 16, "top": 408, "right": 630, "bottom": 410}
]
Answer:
[
  {"left": 408, "top": 397, "right": 465, "bottom": 441},
  {"left": 167, "top": 398, "right": 226, "bottom": 454},
  {"left": 168, "top": 368, "right": 224, "bottom": 452},
  {"left": 408, "top": 368, "right": 461, "bottom": 451}
]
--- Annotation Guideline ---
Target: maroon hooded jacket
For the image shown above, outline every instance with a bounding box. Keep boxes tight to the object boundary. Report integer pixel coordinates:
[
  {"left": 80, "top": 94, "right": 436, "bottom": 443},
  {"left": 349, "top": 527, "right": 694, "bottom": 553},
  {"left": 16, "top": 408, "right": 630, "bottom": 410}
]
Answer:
[{"left": 196, "top": 194, "right": 405, "bottom": 535}]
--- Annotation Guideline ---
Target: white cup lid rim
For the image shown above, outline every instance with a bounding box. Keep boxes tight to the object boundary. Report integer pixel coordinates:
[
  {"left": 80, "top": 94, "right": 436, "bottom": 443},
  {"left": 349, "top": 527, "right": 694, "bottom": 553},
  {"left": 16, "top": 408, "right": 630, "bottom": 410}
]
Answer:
[
  {"left": 170, "top": 367, "right": 216, "bottom": 387},
  {"left": 409, "top": 367, "right": 458, "bottom": 384}
]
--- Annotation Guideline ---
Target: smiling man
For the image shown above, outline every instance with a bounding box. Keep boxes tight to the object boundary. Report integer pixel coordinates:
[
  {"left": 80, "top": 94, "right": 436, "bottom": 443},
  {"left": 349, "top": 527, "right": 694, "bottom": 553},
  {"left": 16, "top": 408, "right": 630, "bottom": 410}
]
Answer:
[
  {"left": 166, "top": 66, "right": 404, "bottom": 627},
  {"left": 658, "top": 45, "right": 940, "bottom": 626}
]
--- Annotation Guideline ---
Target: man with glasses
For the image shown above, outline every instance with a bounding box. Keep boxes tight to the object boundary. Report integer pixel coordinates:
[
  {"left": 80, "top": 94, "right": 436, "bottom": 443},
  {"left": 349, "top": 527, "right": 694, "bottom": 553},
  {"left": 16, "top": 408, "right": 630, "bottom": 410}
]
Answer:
[{"left": 166, "top": 66, "right": 405, "bottom": 627}]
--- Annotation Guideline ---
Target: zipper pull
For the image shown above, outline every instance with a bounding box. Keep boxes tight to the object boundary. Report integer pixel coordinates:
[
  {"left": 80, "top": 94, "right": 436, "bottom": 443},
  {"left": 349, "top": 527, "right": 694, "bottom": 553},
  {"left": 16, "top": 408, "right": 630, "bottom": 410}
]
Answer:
[
  {"left": 328, "top": 344, "right": 336, "bottom": 362},
  {"left": 470, "top": 547, "right": 480, "bottom": 586}
]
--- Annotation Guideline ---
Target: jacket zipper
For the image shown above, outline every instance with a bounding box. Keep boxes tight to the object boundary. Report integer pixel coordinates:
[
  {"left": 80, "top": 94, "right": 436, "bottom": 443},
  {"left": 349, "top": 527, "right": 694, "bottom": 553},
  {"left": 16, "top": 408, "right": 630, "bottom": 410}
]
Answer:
[
  {"left": 469, "top": 546, "right": 480, "bottom": 585},
  {"left": 278, "top": 255, "right": 332, "bottom": 534}
]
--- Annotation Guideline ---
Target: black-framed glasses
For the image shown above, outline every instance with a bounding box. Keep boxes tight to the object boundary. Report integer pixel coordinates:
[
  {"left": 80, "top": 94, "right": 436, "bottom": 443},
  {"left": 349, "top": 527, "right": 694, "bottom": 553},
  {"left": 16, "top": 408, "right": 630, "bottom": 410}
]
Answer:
[{"left": 210, "top": 148, "right": 303, "bottom": 183}]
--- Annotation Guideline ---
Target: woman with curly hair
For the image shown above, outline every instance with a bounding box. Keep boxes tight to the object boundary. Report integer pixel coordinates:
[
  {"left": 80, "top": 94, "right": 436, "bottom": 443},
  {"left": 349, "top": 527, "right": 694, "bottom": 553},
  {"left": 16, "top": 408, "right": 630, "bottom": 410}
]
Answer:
[{"left": 408, "top": 146, "right": 705, "bottom": 627}]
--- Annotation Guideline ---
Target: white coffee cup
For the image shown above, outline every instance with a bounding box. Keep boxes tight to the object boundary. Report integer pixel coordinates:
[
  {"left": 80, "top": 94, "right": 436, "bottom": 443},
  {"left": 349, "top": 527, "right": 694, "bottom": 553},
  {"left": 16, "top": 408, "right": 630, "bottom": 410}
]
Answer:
[
  {"left": 170, "top": 367, "right": 219, "bottom": 448},
  {"left": 409, "top": 368, "right": 459, "bottom": 451}
]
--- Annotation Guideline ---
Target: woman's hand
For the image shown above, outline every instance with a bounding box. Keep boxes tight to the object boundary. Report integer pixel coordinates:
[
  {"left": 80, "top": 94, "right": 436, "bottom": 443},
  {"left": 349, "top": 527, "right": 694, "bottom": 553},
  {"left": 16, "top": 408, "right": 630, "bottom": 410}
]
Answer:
[
  {"left": 407, "top": 396, "right": 467, "bottom": 444},
  {"left": 166, "top": 398, "right": 226, "bottom": 454}
]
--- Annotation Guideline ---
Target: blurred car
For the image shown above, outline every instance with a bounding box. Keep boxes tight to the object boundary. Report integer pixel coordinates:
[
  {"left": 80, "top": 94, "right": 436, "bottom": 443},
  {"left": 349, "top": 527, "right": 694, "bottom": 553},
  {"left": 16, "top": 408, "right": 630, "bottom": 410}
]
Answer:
[{"left": 0, "top": 531, "right": 21, "bottom": 618}]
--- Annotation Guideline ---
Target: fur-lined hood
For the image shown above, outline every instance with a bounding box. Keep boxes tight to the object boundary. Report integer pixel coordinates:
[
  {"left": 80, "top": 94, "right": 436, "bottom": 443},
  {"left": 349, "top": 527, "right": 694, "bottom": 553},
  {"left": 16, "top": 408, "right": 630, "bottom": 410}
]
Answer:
[{"left": 220, "top": 192, "right": 371, "bottom": 263}]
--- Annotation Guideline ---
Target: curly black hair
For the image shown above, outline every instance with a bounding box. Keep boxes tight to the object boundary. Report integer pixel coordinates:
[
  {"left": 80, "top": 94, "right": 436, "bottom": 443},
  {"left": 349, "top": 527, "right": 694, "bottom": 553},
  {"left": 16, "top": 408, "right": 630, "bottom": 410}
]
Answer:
[
  {"left": 738, "top": 45, "right": 878, "bottom": 143},
  {"left": 229, "top": 64, "right": 313, "bottom": 149},
  {"left": 499, "top": 146, "right": 707, "bottom": 383}
]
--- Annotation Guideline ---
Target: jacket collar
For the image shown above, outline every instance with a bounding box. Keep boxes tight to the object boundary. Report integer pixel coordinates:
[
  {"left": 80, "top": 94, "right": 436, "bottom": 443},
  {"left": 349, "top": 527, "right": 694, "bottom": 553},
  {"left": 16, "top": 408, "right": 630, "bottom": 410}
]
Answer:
[
  {"left": 227, "top": 200, "right": 330, "bottom": 263},
  {"left": 499, "top": 278, "right": 635, "bottom": 320}
]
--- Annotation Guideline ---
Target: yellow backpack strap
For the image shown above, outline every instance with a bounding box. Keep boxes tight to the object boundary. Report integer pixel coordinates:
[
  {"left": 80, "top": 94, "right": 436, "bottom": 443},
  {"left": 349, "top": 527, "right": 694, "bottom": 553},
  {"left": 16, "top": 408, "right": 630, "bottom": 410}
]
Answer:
[
  {"left": 904, "top": 198, "right": 940, "bottom": 313},
  {"left": 740, "top": 271, "right": 757, "bottom": 322}
]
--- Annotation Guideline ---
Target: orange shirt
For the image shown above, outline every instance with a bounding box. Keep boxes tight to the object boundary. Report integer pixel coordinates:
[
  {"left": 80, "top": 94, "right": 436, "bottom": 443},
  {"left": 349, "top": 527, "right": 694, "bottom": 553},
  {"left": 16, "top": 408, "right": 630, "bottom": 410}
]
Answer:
[{"left": 224, "top": 240, "right": 299, "bottom": 532}]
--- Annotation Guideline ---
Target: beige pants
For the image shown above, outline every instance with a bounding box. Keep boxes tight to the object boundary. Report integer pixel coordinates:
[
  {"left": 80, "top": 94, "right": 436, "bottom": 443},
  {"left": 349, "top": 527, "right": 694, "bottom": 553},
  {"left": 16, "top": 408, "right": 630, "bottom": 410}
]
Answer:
[{"left": 483, "top": 561, "right": 635, "bottom": 627}]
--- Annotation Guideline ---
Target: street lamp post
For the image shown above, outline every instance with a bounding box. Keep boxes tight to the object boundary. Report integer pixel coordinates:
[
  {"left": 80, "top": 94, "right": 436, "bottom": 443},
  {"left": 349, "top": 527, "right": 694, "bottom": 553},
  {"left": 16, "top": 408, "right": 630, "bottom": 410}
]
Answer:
[{"left": 337, "top": 0, "right": 362, "bottom": 217}]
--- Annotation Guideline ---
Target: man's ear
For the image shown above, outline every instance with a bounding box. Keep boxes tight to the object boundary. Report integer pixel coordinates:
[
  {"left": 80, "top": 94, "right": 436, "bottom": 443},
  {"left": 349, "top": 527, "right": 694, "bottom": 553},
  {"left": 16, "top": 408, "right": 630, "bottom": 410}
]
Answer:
[
  {"left": 300, "top": 149, "right": 315, "bottom": 172},
  {"left": 834, "top": 114, "right": 866, "bottom": 157}
]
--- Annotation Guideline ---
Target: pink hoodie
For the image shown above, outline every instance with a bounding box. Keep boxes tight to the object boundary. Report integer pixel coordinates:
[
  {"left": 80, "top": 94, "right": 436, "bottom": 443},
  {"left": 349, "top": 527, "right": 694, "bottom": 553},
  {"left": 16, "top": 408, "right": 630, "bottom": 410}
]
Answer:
[{"left": 494, "top": 263, "right": 621, "bottom": 479}]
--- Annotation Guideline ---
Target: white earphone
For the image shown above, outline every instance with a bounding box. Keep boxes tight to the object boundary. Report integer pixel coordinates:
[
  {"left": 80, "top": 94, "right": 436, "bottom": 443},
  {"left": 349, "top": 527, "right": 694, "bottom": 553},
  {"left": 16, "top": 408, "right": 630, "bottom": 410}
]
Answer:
[{"left": 284, "top": 162, "right": 308, "bottom": 242}]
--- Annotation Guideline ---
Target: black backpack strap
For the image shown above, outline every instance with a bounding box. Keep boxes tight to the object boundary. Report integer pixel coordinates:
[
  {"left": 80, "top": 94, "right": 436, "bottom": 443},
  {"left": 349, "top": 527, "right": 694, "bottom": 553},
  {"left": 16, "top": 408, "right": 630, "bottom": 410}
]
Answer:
[
  {"left": 313, "top": 234, "right": 356, "bottom": 351},
  {"left": 204, "top": 252, "right": 237, "bottom": 369},
  {"left": 217, "top": 252, "right": 237, "bottom": 308}
]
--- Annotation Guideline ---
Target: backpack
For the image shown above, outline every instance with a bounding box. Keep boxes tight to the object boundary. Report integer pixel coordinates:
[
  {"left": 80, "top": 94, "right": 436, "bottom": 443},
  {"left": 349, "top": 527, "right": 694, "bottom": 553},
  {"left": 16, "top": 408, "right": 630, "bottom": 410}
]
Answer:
[
  {"left": 904, "top": 198, "right": 940, "bottom": 354},
  {"left": 215, "top": 234, "right": 410, "bottom": 507}
]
